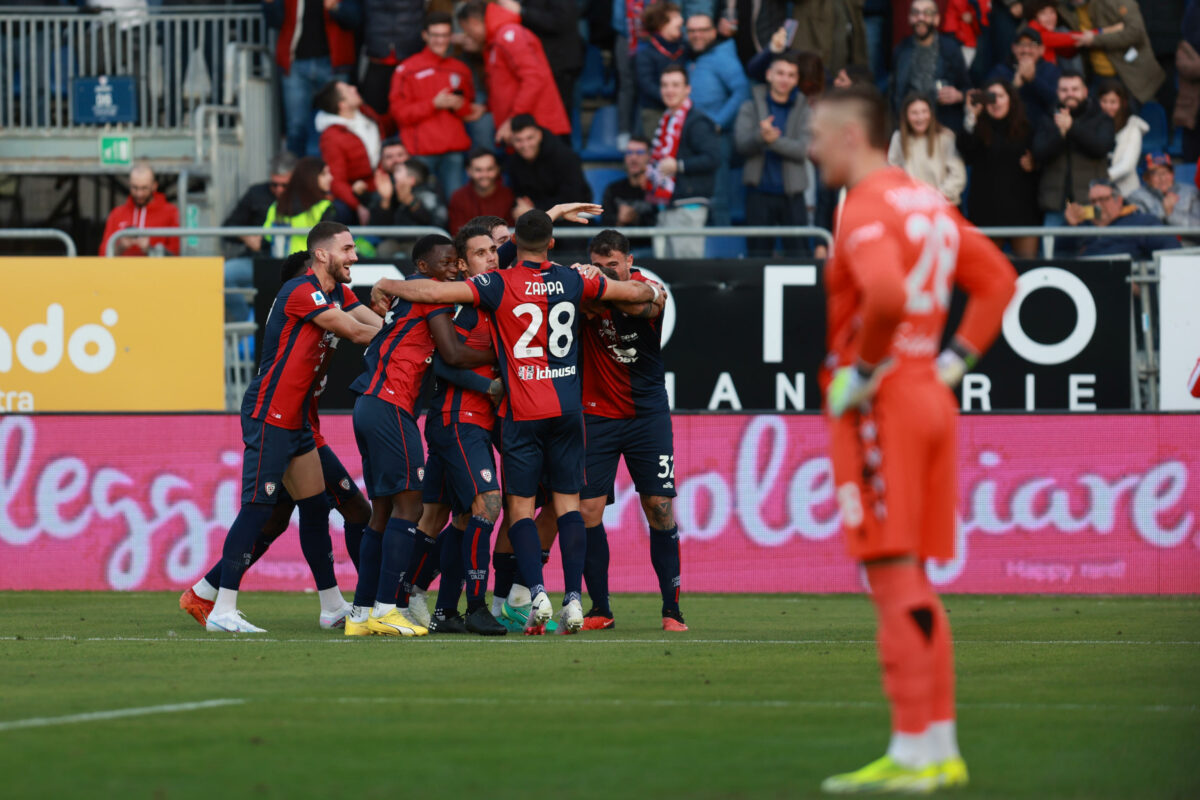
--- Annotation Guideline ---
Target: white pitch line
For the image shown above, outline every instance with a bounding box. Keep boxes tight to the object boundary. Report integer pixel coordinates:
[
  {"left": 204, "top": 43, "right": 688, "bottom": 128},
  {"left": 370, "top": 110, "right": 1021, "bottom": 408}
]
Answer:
[
  {"left": 0, "top": 699, "right": 245, "bottom": 733},
  {"left": 1, "top": 636, "right": 1199, "bottom": 646}
]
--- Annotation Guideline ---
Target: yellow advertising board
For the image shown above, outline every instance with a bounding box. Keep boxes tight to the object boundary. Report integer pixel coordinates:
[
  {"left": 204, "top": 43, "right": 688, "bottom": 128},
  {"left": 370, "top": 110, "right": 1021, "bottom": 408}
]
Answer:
[{"left": 0, "top": 258, "right": 225, "bottom": 411}]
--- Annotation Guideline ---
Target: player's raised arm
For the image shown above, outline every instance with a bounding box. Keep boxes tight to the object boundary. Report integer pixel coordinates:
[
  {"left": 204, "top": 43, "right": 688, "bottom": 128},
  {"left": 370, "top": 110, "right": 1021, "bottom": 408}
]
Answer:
[
  {"left": 311, "top": 307, "right": 380, "bottom": 346},
  {"left": 429, "top": 312, "right": 496, "bottom": 369},
  {"left": 374, "top": 276, "right": 477, "bottom": 306},
  {"left": 347, "top": 302, "right": 385, "bottom": 328}
]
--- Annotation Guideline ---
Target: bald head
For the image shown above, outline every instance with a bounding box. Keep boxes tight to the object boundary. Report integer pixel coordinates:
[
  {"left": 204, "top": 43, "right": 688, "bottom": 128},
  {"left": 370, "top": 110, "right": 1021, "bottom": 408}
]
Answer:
[
  {"left": 808, "top": 85, "right": 891, "bottom": 189},
  {"left": 128, "top": 163, "right": 157, "bottom": 208}
]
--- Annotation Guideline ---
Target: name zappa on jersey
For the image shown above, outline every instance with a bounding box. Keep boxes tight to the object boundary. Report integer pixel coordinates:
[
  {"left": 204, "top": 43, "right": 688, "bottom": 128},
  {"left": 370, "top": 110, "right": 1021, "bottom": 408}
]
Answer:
[{"left": 525, "top": 280, "right": 565, "bottom": 295}]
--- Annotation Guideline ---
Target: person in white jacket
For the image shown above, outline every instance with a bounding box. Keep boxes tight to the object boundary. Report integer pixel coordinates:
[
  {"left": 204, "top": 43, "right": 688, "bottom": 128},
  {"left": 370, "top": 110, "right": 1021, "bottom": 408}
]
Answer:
[
  {"left": 1097, "top": 79, "right": 1149, "bottom": 198},
  {"left": 888, "top": 93, "right": 967, "bottom": 206}
]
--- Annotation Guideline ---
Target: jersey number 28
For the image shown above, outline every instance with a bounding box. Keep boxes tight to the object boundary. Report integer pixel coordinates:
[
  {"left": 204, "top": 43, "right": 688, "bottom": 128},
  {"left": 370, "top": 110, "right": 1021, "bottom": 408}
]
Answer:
[
  {"left": 513, "top": 301, "right": 575, "bottom": 359},
  {"left": 904, "top": 212, "right": 959, "bottom": 314}
]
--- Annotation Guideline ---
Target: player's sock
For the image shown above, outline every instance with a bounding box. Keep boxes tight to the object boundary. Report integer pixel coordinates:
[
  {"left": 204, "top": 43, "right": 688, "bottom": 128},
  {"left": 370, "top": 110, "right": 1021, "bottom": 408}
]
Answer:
[
  {"left": 867, "top": 561, "right": 939, "bottom": 767},
  {"left": 377, "top": 517, "right": 418, "bottom": 606},
  {"left": 583, "top": 524, "right": 611, "bottom": 614},
  {"left": 351, "top": 527, "right": 383, "bottom": 609},
  {"left": 408, "top": 533, "right": 441, "bottom": 594},
  {"left": 343, "top": 521, "right": 365, "bottom": 570},
  {"left": 435, "top": 525, "right": 465, "bottom": 613},
  {"left": 557, "top": 511, "right": 586, "bottom": 606},
  {"left": 493, "top": 551, "right": 518, "bottom": 604},
  {"left": 317, "top": 587, "right": 346, "bottom": 614},
  {"left": 508, "top": 518, "right": 546, "bottom": 598},
  {"left": 217, "top": 503, "right": 273, "bottom": 592},
  {"left": 296, "top": 494, "right": 336, "bottom": 591},
  {"left": 192, "top": 576, "right": 218, "bottom": 602},
  {"left": 649, "top": 525, "right": 682, "bottom": 615},
  {"left": 463, "top": 515, "right": 496, "bottom": 612},
  {"left": 928, "top": 720, "right": 960, "bottom": 763}
]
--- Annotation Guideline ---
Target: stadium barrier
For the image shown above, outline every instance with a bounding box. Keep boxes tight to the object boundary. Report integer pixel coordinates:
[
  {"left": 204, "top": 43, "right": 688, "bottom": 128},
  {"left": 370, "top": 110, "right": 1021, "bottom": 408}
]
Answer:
[
  {"left": 0, "top": 228, "right": 77, "bottom": 256},
  {"left": 1, "top": 413, "right": 1196, "bottom": 595}
]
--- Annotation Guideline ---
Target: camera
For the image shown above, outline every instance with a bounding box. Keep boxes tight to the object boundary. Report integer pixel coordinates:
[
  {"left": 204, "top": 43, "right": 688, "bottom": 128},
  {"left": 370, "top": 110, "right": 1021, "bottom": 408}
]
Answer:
[{"left": 968, "top": 89, "right": 999, "bottom": 105}]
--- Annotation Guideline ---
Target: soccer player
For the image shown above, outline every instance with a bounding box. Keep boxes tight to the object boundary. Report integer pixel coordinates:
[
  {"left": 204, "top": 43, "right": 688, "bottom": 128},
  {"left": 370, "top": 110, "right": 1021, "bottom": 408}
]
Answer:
[
  {"left": 373, "top": 210, "right": 657, "bottom": 633},
  {"left": 808, "top": 84, "right": 1016, "bottom": 794},
  {"left": 206, "top": 222, "right": 384, "bottom": 633},
  {"left": 345, "top": 234, "right": 496, "bottom": 637},
  {"left": 181, "top": 251, "right": 376, "bottom": 630},
  {"left": 577, "top": 229, "right": 686, "bottom": 632}
]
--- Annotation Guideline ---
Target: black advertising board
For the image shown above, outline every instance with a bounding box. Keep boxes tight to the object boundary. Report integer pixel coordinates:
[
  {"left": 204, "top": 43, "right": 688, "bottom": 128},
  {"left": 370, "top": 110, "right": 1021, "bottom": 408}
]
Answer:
[{"left": 250, "top": 257, "right": 1132, "bottom": 412}]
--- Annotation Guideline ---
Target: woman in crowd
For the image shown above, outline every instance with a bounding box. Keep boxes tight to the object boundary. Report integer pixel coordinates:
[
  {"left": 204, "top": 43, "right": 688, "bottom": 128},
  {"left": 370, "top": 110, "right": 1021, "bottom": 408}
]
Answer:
[
  {"left": 888, "top": 93, "right": 967, "bottom": 206},
  {"left": 634, "top": 1, "right": 686, "bottom": 138},
  {"left": 959, "top": 79, "right": 1041, "bottom": 257},
  {"left": 1097, "top": 79, "right": 1149, "bottom": 199},
  {"left": 263, "top": 157, "right": 335, "bottom": 256}
]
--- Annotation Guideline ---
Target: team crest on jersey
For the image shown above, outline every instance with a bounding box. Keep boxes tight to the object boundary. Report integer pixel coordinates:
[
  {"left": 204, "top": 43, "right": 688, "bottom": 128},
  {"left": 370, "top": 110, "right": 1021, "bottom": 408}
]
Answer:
[
  {"left": 339, "top": 478, "right": 351, "bottom": 491},
  {"left": 264, "top": 482, "right": 277, "bottom": 496},
  {"left": 310, "top": 290, "right": 327, "bottom": 306},
  {"left": 481, "top": 469, "right": 493, "bottom": 484},
  {"left": 518, "top": 365, "right": 536, "bottom": 380}
]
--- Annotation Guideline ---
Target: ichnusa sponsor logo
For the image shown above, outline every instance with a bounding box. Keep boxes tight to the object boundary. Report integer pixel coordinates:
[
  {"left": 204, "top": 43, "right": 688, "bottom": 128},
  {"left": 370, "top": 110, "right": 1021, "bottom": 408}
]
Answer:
[{"left": 517, "top": 364, "right": 576, "bottom": 381}]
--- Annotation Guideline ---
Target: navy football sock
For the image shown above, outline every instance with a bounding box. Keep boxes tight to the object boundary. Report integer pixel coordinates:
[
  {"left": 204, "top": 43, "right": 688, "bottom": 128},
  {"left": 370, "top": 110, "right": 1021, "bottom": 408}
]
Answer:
[
  {"left": 507, "top": 518, "right": 545, "bottom": 598},
  {"left": 377, "top": 517, "right": 418, "bottom": 606},
  {"left": 343, "top": 521, "right": 365, "bottom": 570},
  {"left": 435, "top": 525, "right": 465, "bottom": 613},
  {"left": 218, "top": 503, "right": 274, "bottom": 590},
  {"left": 493, "top": 551, "right": 518, "bottom": 600},
  {"left": 205, "top": 509, "right": 289, "bottom": 588},
  {"left": 649, "top": 525, "right": 682, "bottom": 615},
  {"left": 463, "top": 516, "right": 496, "bottom": 612},
  {"left": 351, "top": 527, "right": 382, "bottom": 608},
  {"left": 297, "top": 494, "right": 336, "bottom": 591},
  {"left": 557, "top": 511, "right": 586, "bottom": 606},
  {"left": 409, "top": 533, "right": 441, "bottom": 594},
  {"left": 583, "top": 523, "right": 611, "bottom": 614}
]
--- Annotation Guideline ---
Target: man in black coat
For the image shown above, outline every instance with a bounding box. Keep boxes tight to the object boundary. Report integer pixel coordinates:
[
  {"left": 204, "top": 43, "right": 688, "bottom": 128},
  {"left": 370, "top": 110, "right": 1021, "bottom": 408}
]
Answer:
[
  {"left": 221, "top": 152, "right": 296, "bottom": 321},
  {"left": 506, "top": 114, "right": 592, "bottom": 215},
  {"left": 890, "top": 0, "right": 970, "bottom": 133},
  {"left": 1031, "top": 71, "right": 1116, "bottom": 227}
]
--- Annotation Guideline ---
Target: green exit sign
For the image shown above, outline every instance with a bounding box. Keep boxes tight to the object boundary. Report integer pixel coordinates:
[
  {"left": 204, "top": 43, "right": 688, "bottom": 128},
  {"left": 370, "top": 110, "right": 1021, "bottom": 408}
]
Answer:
[{"left": 99, "top": 135, "right": 131, "bottom": 166}]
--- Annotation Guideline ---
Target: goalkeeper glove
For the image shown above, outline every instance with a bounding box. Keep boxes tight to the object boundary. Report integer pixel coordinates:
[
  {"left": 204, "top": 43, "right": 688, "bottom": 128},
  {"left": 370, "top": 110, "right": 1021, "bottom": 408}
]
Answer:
[
  {"left": 936, "top": 340, "right": 979, "bottom": 388},
  {"left": 826, "top": 361, "right": 881, "bottom": 418}
]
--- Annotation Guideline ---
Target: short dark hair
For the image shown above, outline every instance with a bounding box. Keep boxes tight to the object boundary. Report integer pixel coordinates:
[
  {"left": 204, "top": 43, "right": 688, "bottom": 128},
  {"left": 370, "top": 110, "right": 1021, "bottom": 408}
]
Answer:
[
  {"left": 313, "top": 80, "right": 343, "bottom": 114},
  {"left": 412, "top": 233, "right": 454, "bottom": 268},
  {"left": 661, "top": 63, "right": 689, "bottom": 85},
  {"left": 424, "top": 10, "right": 452, "bottom": 29},
  {"left": 402, "top": 157, "right": 431, "bottom": 184},
  {"left": 470, "top": 215, "right": 508, "bottom": 233},
  {"left": 1058, "top": 68, "right": 1086, "bottom": 84},
  {"left": 454, "top": 222, "right": 495, "bottom": 259},
  {"left": 514, "top": 210, "right": 553, "bottom": 252},
  {"left": 822, "top": 84, "right": 889, "bottom": 150},
  {"left": 467, "top": 146, "right": 497, "bottom": 166},
  {"left": 588, "top": 229, "right": 631, "bottom": 259},
  {"left": 456, "top": 0, "right": 487, "bottom": 23},
  {"left": 381, "top": 135, "right": 405, "bottom": 151},
  {"left": 510, "top": 114, "right": 539, "bottom": 134},
  {"left": 839, "top": 64, "right": 875, "bottom": 87},
  {"left": 641, "top": 1, "right": 680, "bottom": 34},
  {"left": 628, "top": 135, "right": 651, "bottom": 149},
  {"left": 307, "top": 221, "right": 349, "bottom": 251},
  {"left": 280, "top": 250, "right": 313, "bottom": 284},
  {"left": 791, "top": 50, "right": 824, "bottom": 98}
]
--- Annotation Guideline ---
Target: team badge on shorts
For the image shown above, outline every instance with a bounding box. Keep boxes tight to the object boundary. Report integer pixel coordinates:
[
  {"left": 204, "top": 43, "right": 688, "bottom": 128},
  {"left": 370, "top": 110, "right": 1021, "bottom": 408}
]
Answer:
[
  {"left": 265, "top": 482, "right": 277, "bottom": 496},
  {"left": 481, "top": 469, "right": 493, "bottom": 483},
  {"left": 339, "top": 478, "right": 351, "bottom": 491},
  {"left": 418, "top": 467, "right": 426, "bottom": 481}
]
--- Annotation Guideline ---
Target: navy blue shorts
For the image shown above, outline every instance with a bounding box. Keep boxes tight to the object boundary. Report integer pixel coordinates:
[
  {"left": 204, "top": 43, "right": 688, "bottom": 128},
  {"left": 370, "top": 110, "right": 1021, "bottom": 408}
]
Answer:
[
  {"left": 500, "top": 411, "right": 585, "bottom": 498},
  {"left": 581, "top": 413, "right": 677, "bottom": 499},
  {"left": 318, "top": 444, "right": 362, "bottom": 509},
  {"left": 240, "top": 415, "right": 316, "bottom": 505},
  {"left": 422, "top": 417, "right": 500, "bottom": 513},
  {"left": 353, "top": 393, "right": 425, "bottom": 499}
]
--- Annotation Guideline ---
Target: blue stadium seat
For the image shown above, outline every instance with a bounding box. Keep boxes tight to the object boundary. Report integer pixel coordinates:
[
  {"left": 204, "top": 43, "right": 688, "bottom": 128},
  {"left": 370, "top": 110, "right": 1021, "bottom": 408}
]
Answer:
[
  {"left": 1170, "top": 127, "right": 1184, "bottom": 158},
  {"left": 577, "top": 45, "right": 615, "bottom": 100},
  {"left": 585, "top": 166, "right": 625, "bottom": 204},
  {"left": 1175, "top": 161, "right": 1197, "bottom": 189},
  {"left": 580, "top": 103, "right": 623, "bottom": 161},
  {"left": 729, "top": 168, "right": 746, "bottom": 224},
  {"left": 1140, "top": 101, "right": 1168, "bottom": 157},
  {"left": 571, "top": 105, "right": 583, "bottom": 152}
]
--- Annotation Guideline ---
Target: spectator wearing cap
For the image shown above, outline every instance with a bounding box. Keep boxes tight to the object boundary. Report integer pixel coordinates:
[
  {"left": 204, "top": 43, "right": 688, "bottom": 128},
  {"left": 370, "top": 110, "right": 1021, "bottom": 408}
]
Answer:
[
  {"left": 890, "top": 0, "right": 970, "bottom": 133},
  {"left": 1128, "top": 155, "right": 1200, "bottom": 242},
  {"left": 1057, "top": 0, "right": 1165, "bottom": 104},
  {"left": 1064, "top": 178, "right": 1180, "bottom": 259},
  {"left": 389, "top": 12, "right": 480, "bottom": 199},
  {"left": 734, "top": 52, "right": 814, "bottom": 257},
  {"left": 313, "top": 80, "right": 396, "bottom": 225},
  {"left": 987, "top": 27, "right": 1061, "bottom": 126}
]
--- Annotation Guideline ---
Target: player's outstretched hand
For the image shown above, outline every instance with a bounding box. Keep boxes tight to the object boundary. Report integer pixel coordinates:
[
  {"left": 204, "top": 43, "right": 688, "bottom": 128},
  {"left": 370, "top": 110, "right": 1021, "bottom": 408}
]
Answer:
[
  {"left": 548, "top": 202, "right": 603, "bottom": 224},
  {"left": 571, "top": 262, "right": 603, "bottom": 279},
  {"left": 370, "top": 280, "right": 392, "bottom": 312}
]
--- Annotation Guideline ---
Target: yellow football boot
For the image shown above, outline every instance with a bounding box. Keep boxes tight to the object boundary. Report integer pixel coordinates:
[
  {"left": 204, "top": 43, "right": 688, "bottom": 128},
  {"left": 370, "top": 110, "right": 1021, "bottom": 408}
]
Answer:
[
  {"left": 821, "top": 755, "right": 939, "bottom": 795},
  {"left": 367, "top": 608, "right": 429, "bottom": 636},
  {"left": 937, "top": 757, "right": 969, "bottom": 789},
  {"left": 344, "top": 616, "right": 375, "bottom": 637}
]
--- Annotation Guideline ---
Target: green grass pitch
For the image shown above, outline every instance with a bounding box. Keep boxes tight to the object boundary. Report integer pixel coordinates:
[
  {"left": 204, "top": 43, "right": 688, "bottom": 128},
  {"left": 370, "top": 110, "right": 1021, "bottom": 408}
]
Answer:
[{"left": 0, "top": 592, "right": 1197, "bottom": 799}]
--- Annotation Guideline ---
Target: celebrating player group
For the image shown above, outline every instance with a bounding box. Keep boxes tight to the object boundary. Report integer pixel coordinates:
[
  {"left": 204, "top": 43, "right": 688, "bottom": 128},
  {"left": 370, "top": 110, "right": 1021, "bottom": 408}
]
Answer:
[{"left": 181, "top": 82, "right": 1018, "bottom": 794}]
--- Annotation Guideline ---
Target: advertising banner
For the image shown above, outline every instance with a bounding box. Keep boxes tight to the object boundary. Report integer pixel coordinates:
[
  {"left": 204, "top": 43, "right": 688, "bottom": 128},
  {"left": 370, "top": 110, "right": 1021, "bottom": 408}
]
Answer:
[
  {"left": 1157, "top": 252, "right": 1200, "bottom": 411},
  {"left": 251, "top": 257, "right": 1132, "bottom": 412},
  {"left": 0, "top": 258, "right": 225, "bottom": 412},
  {"left": 2, "top": 413, "right": 1196, "bottom": 594}
]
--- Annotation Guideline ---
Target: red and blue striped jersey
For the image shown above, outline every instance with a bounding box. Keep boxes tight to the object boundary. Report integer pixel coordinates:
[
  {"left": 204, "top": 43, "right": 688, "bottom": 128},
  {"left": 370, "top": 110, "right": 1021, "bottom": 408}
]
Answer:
[
  {"left": 432, "top": 304, "right": 499, "bottom": 428},
  {"left": 581, "top": 270, "right": 670, "bottom": 419},
  {"left": 351, "top": 274, "right": 452, "bottom": 415},
  {"left": 242, "top": 273, "right": 360, "bottom": 429},
  {"left": 467, "top": 261, "right": 606, "bottom": 422}
]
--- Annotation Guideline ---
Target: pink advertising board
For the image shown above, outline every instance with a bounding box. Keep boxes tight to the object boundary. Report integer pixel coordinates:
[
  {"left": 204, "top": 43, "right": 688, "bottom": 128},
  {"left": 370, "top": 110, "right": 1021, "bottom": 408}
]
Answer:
[{"left": 1, "top": 414, "right": 1197, "bottom": 594}]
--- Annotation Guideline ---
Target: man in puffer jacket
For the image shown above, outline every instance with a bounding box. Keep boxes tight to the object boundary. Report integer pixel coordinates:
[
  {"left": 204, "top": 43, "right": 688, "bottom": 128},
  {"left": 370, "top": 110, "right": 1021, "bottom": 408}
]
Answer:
[{"left": 314, "top": 80, "right": 396, "bottom": 224}]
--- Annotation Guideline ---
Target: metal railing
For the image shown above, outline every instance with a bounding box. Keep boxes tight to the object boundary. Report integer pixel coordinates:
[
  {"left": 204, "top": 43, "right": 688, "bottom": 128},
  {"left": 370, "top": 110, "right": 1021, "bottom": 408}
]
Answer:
[
  {"left": 224, "top": 320, "right": 257, "bottom": 412},
  {"left": 1, "top": 6, "right": 267, "bottom": 131},
  {"left": 0, "top": 227, "right": 77, "bottom": 256},
  {"left": 105, "top": 226, "right": 454, "bottom": 257},
  {"left": 552, "top": 225, "right": 837, "bottom": 250}
]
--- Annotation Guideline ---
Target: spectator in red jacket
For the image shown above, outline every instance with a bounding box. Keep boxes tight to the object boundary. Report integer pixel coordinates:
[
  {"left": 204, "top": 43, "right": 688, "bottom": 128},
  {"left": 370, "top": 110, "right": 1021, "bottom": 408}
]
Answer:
[
  {"left": 448, "top": 147, "right": 516, "bottom": 235},
  {"left": 314, "top": 80, "right": 396, "bottom": 225},
  {"left": 99, "top": 163, "right": 181, "bottom": 256},
  {"left": 264, "top": 0, "right": 361, "bottom": 159},
  {"left": 455, "top": 0, "right": 571, "bottom": 146},
  {"left": 390, "top": 12, "right": 483, "bottom": 199}
]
